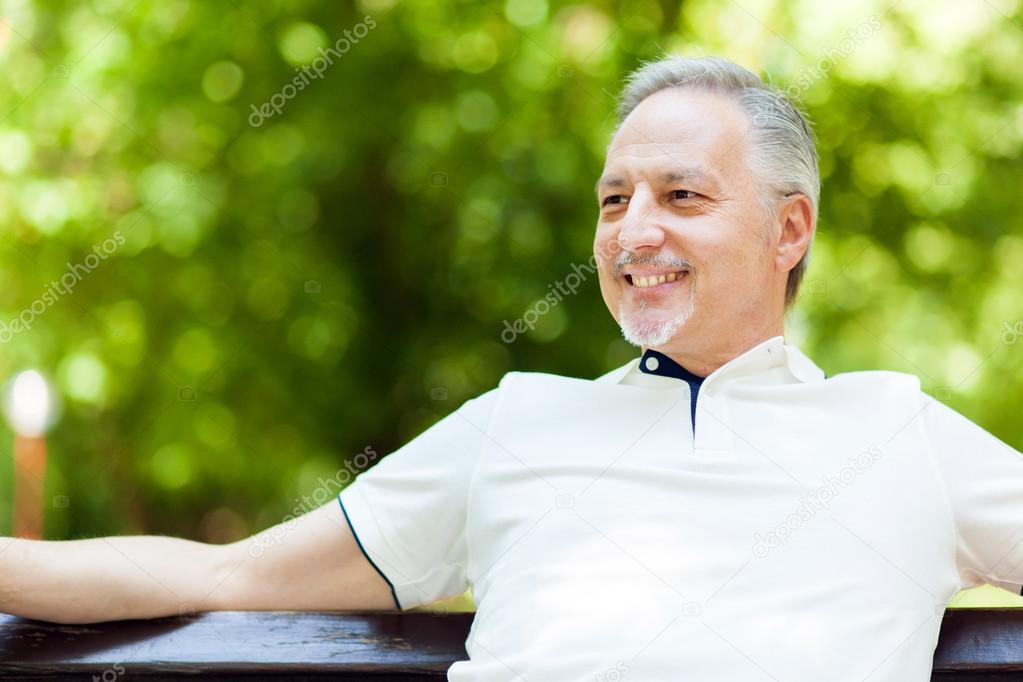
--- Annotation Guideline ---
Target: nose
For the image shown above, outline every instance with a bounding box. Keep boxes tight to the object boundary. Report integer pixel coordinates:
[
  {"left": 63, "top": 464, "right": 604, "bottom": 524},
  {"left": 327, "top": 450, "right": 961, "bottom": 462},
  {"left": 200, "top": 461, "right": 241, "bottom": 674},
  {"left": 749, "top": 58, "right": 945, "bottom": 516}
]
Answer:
[{"left": 616, "top": 186, "right": 665, "bottom": 252}]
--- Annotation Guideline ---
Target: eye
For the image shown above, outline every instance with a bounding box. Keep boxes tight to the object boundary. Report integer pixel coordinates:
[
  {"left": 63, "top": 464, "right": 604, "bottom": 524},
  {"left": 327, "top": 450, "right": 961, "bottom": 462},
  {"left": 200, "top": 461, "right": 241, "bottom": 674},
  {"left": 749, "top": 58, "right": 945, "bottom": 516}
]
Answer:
[
  {"left": 601, "top": 194, "right": 628, "bottom": 207},
  {"left": 671, "top": 189, "right": 701, "bottom": 200}
]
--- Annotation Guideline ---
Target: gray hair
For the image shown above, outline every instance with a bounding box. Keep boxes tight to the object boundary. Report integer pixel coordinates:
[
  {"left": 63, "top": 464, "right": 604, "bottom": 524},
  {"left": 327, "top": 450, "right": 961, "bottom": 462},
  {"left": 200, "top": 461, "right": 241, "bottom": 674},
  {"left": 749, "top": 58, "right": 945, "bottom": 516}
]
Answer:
[{"left": 615, "top": 55, "right": 819, "bottom": 308}]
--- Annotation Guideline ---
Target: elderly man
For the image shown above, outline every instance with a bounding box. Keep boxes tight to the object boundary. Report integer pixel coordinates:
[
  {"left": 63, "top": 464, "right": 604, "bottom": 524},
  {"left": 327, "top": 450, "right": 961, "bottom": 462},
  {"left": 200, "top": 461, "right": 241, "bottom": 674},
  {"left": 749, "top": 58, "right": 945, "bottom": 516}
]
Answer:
[{"left": 2, "top": 55, "right": 1020, "bottom": 682}]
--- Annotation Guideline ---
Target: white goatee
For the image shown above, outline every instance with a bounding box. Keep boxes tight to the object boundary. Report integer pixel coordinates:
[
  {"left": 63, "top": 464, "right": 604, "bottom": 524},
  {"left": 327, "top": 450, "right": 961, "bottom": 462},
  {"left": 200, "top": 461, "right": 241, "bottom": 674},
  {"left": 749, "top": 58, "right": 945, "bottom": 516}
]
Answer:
[{"left": 617, "top": 275, "right": 697, "bottom": 348}]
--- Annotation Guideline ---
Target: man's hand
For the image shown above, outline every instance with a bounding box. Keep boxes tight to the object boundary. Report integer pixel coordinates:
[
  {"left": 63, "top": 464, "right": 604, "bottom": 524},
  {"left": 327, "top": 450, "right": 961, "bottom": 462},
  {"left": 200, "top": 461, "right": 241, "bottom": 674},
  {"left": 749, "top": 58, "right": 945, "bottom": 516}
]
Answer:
[{"left": 0, "top": 500, "right": 397, "bottom": 624}]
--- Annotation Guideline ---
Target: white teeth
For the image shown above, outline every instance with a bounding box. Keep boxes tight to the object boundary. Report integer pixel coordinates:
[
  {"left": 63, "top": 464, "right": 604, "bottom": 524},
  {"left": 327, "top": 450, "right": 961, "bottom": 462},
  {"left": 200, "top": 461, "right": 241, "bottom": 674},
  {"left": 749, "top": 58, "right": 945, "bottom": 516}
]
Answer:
[{"left": 630, "top": 271, "right": 687, "bottom": 288}]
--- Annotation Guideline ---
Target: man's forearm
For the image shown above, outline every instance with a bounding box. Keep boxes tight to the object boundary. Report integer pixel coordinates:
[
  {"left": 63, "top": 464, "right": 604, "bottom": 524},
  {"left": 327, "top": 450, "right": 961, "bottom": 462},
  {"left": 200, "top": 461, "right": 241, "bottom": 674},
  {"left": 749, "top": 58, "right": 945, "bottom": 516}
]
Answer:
[{"left": 0, "top": 535, "right": 230, "bottom": 624}]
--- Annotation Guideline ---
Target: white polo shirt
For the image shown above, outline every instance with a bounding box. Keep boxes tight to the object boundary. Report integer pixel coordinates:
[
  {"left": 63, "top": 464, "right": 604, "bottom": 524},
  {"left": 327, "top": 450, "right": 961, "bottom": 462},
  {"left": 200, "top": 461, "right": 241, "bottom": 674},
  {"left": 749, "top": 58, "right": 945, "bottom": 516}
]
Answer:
[{"left": 337, "top": 335, "right": 1023, "bottom": 681}]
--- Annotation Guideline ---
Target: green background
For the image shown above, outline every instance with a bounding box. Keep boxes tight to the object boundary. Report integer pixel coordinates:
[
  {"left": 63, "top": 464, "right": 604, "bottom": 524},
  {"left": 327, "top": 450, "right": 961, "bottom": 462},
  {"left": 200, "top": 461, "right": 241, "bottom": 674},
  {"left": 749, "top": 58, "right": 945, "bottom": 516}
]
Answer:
[{"left": 0, "top": 0, "right": 1020, "bottom": 609}]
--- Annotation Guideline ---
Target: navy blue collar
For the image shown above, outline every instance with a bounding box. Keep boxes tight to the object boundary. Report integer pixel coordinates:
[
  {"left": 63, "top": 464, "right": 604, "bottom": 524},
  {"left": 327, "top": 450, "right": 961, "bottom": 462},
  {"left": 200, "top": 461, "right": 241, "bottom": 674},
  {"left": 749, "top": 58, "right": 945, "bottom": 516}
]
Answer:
[
  {"left": 639, "top": 349, "right": 705, "bottom": 432},
  {"left": 638, "top": 349, "right": 707, "bottom": 383}
]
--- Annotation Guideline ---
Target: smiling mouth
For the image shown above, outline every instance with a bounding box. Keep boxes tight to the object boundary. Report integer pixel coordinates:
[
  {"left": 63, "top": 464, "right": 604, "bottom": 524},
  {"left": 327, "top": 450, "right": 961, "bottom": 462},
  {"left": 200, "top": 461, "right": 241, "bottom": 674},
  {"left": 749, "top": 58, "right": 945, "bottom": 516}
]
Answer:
[{"left": 624, "top": 271, "right": 690, "bottom": 289}]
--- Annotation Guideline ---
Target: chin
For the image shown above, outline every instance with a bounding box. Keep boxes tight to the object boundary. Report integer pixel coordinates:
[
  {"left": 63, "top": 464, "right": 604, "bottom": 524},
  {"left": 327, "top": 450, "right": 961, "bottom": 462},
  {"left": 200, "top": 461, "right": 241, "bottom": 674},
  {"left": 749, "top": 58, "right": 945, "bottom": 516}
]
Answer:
[
  {"left": 618, "top": 307, "right": 696, "bottom": 348},
  {"left": 616, "top": 278, "right": 697, "bottom": 348}
]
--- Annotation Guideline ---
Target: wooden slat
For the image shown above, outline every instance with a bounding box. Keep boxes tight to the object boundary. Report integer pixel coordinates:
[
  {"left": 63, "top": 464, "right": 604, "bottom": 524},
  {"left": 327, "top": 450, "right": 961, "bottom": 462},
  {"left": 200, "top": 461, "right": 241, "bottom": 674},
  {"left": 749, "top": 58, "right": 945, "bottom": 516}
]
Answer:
[
  {"left": 0, "top": 608, "right": 1021, "bottom": 680},
  {"left": 932, "top": 608, "right": 1023, "bottom": 681},
  {"left": 0, "top": 611, "right": 473, "bottom": 680}
]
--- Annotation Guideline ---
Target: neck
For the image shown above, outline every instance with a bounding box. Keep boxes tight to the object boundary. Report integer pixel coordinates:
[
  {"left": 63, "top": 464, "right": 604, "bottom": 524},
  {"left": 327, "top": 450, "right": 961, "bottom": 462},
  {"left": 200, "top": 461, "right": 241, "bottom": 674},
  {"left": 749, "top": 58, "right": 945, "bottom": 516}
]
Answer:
[{"left": 644, "top": 320, "right": 785, "bottom": 378}]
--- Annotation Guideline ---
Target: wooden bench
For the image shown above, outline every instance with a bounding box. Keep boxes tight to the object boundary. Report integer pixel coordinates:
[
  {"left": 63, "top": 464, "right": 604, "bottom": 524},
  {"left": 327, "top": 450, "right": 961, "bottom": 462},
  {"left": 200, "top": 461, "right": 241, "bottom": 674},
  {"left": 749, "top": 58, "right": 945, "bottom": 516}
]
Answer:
[{"left": 0, "top": 609, "right": 1020, "bottom": 680}]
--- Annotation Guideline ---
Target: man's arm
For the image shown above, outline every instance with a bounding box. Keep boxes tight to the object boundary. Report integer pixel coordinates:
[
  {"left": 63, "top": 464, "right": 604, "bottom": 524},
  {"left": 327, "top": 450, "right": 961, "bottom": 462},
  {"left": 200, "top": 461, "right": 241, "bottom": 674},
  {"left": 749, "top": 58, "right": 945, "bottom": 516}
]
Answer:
[
  {"left": 920, "top": 391, "right": 1023, "bottom": 594},
  {"left": 0, "top": 500, "right": 396, "bottom": 624}
]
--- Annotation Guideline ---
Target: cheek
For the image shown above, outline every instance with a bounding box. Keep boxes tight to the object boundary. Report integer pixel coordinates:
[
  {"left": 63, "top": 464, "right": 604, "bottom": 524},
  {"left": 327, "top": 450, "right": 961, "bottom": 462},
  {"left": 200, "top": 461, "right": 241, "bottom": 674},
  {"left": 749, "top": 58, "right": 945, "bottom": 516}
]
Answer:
[
  {"left": 702, "top": 241, "right": 768, "bottom": 297},
  {"left": 594, "top": 220, "right": 616, "bottom": 248},
  {"left": 680, "top": 237, "right": 742, "bottom": 297},
  {"left": 594, "top": 229, "right": 622, "bottom": 308},
  {"left": 594, "top": 227, "right": 618, "bottom": 273},
  {"left": 595, "top": 260, "right": 614, "bottom": 292},
  {"left": 597, "top": 271, "right": 618, "bottom": 313}
]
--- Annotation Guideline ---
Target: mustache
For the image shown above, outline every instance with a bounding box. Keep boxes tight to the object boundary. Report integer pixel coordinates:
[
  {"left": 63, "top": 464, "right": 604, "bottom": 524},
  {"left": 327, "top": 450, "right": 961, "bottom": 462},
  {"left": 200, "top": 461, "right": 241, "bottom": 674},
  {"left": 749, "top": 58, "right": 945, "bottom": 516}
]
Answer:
[{"left": 612, "top": 253, "right": 695, "bottom": 277}]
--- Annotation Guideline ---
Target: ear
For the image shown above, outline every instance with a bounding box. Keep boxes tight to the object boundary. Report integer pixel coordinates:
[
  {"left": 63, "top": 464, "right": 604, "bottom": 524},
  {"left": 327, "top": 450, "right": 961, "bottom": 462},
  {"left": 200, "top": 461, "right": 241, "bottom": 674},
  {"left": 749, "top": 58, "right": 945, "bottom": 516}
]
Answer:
[{"left": 774, "top": 194, "right": 815, "bottom": 276}]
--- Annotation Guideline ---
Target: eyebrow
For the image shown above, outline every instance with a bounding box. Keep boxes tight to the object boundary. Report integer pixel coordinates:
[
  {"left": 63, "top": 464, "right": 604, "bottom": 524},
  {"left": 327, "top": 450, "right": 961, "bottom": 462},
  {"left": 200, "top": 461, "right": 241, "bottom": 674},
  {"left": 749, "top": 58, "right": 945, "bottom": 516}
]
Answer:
[{"left": 594, "top": 166, "right": 721, "bottom": 196}]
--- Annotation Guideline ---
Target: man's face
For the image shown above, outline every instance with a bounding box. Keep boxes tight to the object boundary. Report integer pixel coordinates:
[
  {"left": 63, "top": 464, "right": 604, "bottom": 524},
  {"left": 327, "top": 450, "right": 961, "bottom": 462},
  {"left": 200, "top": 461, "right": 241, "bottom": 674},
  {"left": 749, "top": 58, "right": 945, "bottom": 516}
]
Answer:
[{"left": 594, "top": 88, "right": 778, "bottom": 353}]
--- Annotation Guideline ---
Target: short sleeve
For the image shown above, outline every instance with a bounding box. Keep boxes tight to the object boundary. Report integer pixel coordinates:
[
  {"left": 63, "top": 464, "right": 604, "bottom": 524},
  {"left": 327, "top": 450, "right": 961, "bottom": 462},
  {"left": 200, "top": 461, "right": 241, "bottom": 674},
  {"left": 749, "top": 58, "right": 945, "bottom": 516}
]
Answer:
[
  {"left": 920, "top": 391, "right": 1023, "bottom": 594},
  {"left": 337, "top": 387, "right": 498, "bottom": 610}
]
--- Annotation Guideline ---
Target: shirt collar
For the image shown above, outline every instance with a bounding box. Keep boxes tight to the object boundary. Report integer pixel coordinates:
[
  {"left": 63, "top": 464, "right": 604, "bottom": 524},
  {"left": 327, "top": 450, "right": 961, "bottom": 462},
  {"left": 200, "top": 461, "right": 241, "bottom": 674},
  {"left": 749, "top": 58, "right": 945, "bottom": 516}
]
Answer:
[
  {"left": 638, "top": 348, "right": 707, "bottom": 384},
  {"left": 596, "top": 335, "right": 825, "bottom": 387}
]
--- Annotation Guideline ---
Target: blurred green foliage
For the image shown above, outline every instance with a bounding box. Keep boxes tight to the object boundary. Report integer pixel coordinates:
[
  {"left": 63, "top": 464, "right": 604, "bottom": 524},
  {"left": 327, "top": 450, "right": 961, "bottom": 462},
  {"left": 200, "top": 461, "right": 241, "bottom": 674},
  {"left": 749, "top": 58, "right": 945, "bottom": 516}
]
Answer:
[{"left": 0, "top": 0, "right": 1021, "bottom": 608}]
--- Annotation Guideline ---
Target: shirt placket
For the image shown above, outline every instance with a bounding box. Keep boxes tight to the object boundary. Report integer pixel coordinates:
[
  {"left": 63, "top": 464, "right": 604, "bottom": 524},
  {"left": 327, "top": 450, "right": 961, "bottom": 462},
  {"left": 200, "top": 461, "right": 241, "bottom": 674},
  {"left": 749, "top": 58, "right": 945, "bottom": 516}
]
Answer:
[{"left": 692, "top": 380, "right": 736, "bottom": 453}]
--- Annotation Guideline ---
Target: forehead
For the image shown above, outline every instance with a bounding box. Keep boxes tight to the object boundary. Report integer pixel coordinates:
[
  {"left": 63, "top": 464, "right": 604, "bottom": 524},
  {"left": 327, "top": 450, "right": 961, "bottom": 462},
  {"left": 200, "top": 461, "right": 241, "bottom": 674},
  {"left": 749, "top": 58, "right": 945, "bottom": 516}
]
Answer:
[{"left": 602, "top": 88, "right": 751, "bottom": 183}]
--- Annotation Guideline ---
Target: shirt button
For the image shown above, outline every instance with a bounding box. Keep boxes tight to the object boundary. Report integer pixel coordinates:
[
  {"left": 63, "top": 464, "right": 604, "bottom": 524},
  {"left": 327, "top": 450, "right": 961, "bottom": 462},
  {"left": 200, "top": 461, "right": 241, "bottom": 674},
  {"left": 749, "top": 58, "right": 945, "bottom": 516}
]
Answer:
[{"left": 644, "top": 356, "right": 659, "bottom": 372}]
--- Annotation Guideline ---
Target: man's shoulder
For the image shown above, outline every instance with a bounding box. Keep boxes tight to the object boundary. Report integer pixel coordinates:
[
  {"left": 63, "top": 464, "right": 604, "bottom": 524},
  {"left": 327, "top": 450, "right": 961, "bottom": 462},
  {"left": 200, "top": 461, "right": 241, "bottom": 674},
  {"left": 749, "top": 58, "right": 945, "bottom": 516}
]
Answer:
[
  {"left": 824, "top": 368, "right": 922, "bottom": 390},
  {"left": 455, "top": 361, "right": 637, "bottom": 426},
  {"left": 495, "top": 358, "right": 639, "bottom": 390},
  {"left": 818, "top": 368, "right": 926, "bottom": 410},
  {"left": 594, "top": 358, "right": 641, "bottom": 384}
]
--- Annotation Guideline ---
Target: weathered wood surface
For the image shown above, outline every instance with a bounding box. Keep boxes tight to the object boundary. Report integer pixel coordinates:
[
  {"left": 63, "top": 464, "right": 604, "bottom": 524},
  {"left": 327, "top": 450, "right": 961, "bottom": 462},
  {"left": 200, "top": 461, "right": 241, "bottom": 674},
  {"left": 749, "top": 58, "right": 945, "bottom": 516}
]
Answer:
[
  {"left": 0, "top": 608, "right": 1021, "bottom": 680},
  {"left": 0, "top": 611, "right": 473, "bottom": 680},
  {"left": 931, "top": 608, "right": 1023, "bottom": 681}
]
